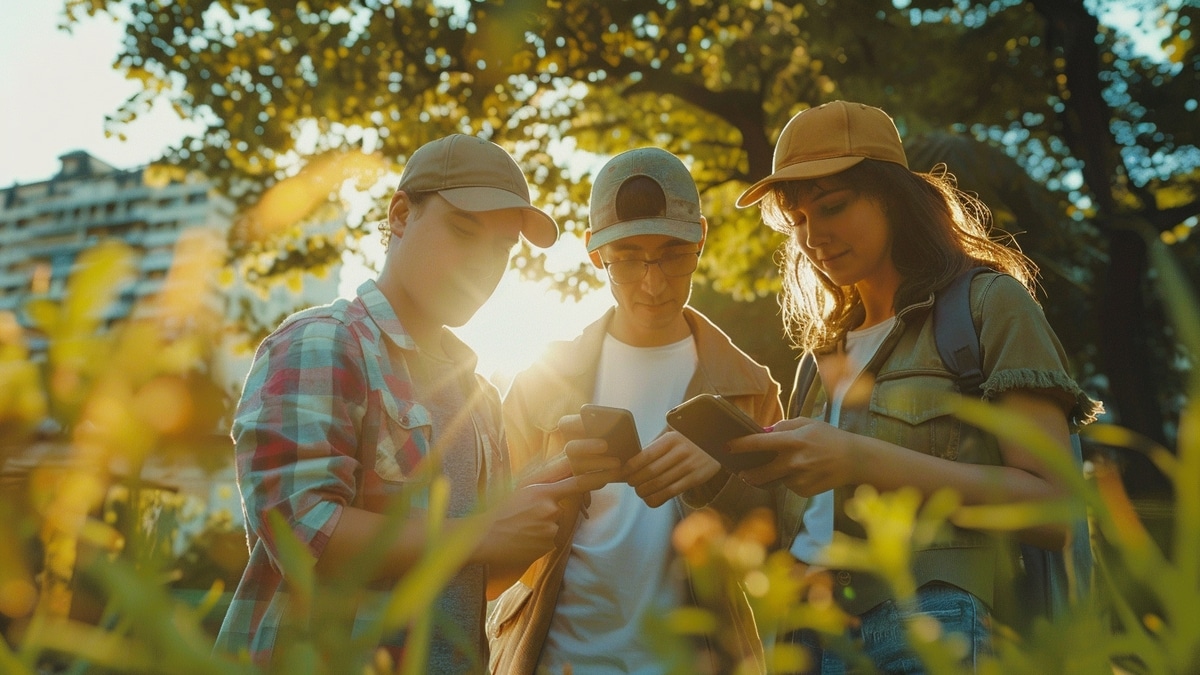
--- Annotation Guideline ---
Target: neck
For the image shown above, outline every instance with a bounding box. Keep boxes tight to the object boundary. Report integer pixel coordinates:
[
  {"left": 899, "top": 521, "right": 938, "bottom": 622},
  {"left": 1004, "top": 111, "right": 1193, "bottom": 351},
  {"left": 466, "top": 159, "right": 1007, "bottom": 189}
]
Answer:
[
  {"left": 376, "top": 264, "right": 446, "bottom": 358},
  {"left": 854, "top": 271, "right": 902, "bottom": 329},
  {"left": 607, "top": 311, "right": 692, "bottom": 348}
]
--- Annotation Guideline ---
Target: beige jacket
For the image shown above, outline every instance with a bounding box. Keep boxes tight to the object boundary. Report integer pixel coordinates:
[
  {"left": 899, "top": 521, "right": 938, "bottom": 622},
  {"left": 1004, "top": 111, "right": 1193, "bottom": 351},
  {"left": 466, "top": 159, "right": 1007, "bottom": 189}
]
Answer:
[{"left": 488, "top": 307, "right": 784, "bottom": 674}]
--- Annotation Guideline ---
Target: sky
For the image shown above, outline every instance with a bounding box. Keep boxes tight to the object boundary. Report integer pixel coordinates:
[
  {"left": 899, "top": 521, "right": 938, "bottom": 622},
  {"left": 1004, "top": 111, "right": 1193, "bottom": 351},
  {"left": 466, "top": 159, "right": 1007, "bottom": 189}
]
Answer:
[{"left": 0, "top": 0, "right": 613, "bottom": 384}]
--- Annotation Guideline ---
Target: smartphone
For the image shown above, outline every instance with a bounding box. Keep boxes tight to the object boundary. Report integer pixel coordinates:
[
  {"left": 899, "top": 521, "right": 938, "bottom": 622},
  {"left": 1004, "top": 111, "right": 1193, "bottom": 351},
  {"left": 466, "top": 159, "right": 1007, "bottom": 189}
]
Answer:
[
  {"left": 666, "top": 394, "right": 773, "bottom": 470},
  {"left": 579, "top": 404, "right": 642, "bottom": 463}
]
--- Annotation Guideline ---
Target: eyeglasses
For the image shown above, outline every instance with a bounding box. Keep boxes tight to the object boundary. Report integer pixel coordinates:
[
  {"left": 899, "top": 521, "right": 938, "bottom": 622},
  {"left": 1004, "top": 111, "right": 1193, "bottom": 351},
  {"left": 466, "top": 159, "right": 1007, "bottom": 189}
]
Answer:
[{"left": 602, "top": 251, "right": 700, "bottom": 285}]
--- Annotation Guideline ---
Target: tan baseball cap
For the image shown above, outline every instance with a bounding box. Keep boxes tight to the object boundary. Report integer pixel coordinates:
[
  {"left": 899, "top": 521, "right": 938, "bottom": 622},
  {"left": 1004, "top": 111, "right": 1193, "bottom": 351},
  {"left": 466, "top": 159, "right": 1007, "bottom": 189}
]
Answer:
[
  {"left": 736, "top": 101, "right": 908, "bottom": 207},
  {"left": 397, "top": 134, "right": 559, "bottom": 248},
  {"left": 587, "top": 147, "right": 704, "bottom": 252}
]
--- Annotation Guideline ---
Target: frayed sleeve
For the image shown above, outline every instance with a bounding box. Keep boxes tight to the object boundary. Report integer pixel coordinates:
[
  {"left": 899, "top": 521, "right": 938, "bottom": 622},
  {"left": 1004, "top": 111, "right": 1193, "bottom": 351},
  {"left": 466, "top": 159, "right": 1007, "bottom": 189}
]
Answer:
[{"left": 975, "top": 275, "right": 1104, "bottom": 427}]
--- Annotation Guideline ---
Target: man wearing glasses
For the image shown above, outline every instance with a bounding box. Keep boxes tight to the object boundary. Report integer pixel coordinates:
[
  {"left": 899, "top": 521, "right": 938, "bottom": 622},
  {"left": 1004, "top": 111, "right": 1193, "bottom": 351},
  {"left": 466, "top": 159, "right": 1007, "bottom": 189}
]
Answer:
[{"left": 489, "top": 148, "right": 783, "bottom": 674}]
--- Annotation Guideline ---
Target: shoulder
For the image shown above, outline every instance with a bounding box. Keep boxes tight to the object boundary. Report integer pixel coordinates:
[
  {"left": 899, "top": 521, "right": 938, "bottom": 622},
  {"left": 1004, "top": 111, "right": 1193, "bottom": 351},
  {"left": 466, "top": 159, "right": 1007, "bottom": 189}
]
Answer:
[
  {"left": 250, "top": 300, "right": 371, "bottom": 376},
  {"left": 685, "top": 307, "right": 780, "bottom": 395},
  {"left": 972, "top": 271, "right": 1035, "bottom": 305},
  {"left": 966, "top": 271, "right": 1041, "bottom": 327}
]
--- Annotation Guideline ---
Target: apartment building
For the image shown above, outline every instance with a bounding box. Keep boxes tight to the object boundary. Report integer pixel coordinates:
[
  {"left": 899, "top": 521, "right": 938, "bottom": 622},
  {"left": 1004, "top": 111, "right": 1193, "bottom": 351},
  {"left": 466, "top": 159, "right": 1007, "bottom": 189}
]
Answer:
[{"left": 0, "top": 151, "right": 236, "bottom": 353}]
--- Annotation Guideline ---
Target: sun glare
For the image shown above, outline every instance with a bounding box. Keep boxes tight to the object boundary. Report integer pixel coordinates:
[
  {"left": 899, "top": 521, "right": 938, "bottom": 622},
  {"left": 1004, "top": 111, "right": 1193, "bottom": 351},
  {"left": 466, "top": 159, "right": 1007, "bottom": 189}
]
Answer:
[{"left": 339, "top": 233, "right": 613, "bottom": 393}]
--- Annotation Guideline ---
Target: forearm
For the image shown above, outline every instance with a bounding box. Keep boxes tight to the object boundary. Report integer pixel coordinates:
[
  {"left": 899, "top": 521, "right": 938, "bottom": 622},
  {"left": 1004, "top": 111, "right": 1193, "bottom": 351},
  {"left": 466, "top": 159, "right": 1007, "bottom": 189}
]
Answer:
[
  {"left": 848, "top": 436, "right": 1070, "bottom": 549},
  {"left": 315, "top": 505, "right": 433, "bottom": 582},
  {"left": 849, "top": 436, "right": 1057, "bottom": 505}
]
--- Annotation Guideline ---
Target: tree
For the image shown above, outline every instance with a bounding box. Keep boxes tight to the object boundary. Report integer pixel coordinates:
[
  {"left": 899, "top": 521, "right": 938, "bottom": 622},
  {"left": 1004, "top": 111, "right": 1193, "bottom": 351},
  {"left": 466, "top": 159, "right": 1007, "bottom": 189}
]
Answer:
[{"left": 66, "top": 0, "right": 1199, "bottom": 487}]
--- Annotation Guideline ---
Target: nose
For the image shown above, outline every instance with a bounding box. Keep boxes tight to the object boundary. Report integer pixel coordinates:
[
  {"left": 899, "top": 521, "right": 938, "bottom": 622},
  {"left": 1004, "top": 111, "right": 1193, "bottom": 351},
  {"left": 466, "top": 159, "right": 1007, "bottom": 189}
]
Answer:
[
  {"left": 640, "top": 260, "right": 670, "bottom": 294},
  {"left": 801, "top": 216, "right": 830, "bottom": 249}
]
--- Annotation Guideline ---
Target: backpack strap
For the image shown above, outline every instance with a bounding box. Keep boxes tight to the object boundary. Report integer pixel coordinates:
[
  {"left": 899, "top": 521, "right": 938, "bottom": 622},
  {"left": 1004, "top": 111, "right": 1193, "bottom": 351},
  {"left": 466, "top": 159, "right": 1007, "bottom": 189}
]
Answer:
[
  {"left": 787, "top": 352, "right": 820, "bottom": 419},
  {"left": 933, "top": 267, "right": 991, "bottom": 396}
]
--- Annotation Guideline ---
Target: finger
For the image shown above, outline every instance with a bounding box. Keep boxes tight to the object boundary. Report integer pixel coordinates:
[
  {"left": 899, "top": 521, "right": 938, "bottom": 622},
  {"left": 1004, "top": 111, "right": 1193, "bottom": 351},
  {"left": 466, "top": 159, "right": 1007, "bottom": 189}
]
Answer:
[
  {"left": 623, "top": 440, "right": 668, "bottom": 474},
  {"left": 517, "top": 454, "right": 572, "bottom": 487},
  {"left": 574, "top": 468, "right": 622, "bottom": 493},
  {"left": 535, "top": 471, "right": 613, "bottom": 499},
  {"left": 564, "top": 439, "right": 621, "bottom": 474},
  {"left": 768, "top": 416, "right": 817, "bottom": 432},
  {"left": 556, "top": 413, "right": 585, "bottom": 438},
  {"left": 564, "top": 438, "right": 611, "bottom": 457},
  {"left": 737, "top": 458, "right": 787, "bottom": 487}
]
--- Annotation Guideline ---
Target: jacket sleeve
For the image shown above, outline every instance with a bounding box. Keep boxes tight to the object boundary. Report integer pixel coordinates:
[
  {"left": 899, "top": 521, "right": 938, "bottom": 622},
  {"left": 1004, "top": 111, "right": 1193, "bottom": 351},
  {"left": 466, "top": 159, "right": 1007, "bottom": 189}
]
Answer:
[{"left": 501, "top": 370, "right": 550, "bottom": 480}]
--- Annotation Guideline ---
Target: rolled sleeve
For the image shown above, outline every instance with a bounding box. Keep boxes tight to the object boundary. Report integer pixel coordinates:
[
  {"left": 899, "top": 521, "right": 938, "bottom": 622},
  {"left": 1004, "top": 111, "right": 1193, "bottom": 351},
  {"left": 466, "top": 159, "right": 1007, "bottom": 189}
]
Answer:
[{"left": 233, "top": 318, "right": 367, "bottom": 568}]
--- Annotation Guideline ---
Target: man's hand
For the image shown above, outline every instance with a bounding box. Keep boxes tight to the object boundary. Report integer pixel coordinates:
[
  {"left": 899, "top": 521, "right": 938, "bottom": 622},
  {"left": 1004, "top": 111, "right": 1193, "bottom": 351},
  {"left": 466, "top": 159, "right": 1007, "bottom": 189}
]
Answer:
[
  {"left": 475, "top": 474, "right": 599, "bottom": 571},
  {"left": 558, "top": 413, "right": 625, "bottom": 488},
  {"left": 624, "top": 430, "right": 721, "bottom": 508}
]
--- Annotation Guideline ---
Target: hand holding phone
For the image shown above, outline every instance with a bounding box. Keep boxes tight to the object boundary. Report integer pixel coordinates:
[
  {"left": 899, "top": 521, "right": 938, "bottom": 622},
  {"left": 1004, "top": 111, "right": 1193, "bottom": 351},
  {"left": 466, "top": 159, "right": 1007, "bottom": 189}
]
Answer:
[
  {"left": 666, "top": 394, "right": 773, "bottom": 470},
  {"left": 579, "top": 404, "right": 642, "bottom": 464}
]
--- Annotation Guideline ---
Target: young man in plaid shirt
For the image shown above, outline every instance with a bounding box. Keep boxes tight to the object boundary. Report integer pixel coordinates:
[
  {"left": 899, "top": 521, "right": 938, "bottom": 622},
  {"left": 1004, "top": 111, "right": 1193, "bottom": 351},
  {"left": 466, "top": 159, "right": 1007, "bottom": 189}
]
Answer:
[{"left": 216, "top": 135, "right": 595, "bottom": 671}]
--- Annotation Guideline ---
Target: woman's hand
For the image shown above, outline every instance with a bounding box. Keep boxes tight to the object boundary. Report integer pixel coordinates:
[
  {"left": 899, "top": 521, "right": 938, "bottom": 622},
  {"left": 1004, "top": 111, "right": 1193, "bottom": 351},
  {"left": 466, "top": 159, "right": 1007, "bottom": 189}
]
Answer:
[
  {"left": 729, "top": 417, "right": 861, "bottom": 496},
  {"left": 624, "top": 430, "right": 722, "bottom": 508}
]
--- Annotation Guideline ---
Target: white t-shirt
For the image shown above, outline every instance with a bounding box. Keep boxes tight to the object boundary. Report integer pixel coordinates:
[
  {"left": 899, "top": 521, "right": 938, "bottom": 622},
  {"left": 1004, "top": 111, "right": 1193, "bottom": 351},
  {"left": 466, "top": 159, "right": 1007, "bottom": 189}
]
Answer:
[
  {"left": 538, "top": 333, "right": 698, "bottom": 675},
  {"left": 789, "top": 317, "right": 896, "bottom": 563}
]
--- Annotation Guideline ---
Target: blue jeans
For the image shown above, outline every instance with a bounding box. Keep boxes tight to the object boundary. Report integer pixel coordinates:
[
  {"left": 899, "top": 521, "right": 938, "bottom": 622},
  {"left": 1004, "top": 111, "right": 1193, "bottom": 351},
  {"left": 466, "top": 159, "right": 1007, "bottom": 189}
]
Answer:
[{"left": 787, "top": 583, "right": 993, "bottom": 674}]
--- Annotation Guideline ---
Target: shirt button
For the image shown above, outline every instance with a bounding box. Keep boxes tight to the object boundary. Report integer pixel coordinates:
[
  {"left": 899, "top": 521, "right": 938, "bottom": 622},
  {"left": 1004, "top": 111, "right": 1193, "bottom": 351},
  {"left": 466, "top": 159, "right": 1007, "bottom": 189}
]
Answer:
[
  {"left": 400, "top": 414, "right": 410, "bottom": 425},
  {"left": 836, "top": 571, "right": 852, "bottom": 586}
]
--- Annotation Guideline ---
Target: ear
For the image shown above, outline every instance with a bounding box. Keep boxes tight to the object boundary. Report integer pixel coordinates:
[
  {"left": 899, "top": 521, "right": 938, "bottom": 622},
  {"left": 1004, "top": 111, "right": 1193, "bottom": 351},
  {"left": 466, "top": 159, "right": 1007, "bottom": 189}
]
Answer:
[
  {"left": 585, "top": 230, "right": 605, "bottom": 269},
  {"left": 387, "top": 190, "right": 411, "bottom": 238},
  {"left": 697, "top": 216, "right": 708, "bottom": 254}
]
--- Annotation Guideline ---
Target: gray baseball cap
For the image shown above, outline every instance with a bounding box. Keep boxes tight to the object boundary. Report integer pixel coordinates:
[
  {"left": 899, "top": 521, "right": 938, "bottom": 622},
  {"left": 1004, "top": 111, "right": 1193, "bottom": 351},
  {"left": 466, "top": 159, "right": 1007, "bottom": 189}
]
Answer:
[{"left": 587, "top": 147, "right": 703, "bottom": 252}]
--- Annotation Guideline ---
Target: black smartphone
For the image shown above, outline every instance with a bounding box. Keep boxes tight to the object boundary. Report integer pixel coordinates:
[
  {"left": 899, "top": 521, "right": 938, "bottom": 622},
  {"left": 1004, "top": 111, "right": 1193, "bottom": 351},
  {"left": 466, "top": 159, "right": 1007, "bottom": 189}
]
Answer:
[
  {"left": 580, "top": 404, "right": 642, "bottom": 463},
  {"left": 666, "top": 394, "right": 773, "bottom": 470}
]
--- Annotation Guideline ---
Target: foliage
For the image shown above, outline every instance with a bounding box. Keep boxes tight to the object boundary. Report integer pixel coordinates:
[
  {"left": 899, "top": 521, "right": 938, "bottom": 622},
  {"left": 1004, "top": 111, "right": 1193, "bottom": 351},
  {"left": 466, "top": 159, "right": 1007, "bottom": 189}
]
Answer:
[{"left": 61, "top": 0, "right": 1199, "bottom": 452}]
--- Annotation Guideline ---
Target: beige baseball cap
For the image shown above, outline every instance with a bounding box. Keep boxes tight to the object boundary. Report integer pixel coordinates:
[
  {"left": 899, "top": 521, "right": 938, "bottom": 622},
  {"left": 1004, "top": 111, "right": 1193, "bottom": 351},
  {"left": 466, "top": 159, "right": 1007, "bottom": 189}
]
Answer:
[
  {"left": 587, "top": 147, "right": 704, "bottom": 252},
  {"left": 397, "top": 134, "right": 559, "bottom": 248},
  {"left": 736, "top": 101, "right": 908, "bottom": 207}
]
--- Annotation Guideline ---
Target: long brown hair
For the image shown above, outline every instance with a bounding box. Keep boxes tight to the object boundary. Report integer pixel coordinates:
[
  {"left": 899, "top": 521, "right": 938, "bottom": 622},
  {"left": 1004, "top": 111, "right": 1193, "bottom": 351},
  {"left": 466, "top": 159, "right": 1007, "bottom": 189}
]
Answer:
[{"left": 760, "top": 160, "right": 1038, "bottom": 352}]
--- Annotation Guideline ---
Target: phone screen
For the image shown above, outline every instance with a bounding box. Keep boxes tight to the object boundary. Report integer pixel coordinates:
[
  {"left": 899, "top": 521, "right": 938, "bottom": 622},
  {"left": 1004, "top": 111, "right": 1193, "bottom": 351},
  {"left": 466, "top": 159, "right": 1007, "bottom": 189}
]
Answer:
[
  {"left": 580, "top": 404, "right": 642, "bottom": 463},
  {"left": 666, "top": 394, "right": 772, "bottom": 470}
]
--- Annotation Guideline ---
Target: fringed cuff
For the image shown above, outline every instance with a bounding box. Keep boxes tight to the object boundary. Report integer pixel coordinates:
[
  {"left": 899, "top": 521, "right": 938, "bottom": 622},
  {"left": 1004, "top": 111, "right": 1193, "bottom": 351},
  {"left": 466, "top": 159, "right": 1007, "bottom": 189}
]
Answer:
[{"left": 981, "top": 368, "right": 1104, "bottom": 428}]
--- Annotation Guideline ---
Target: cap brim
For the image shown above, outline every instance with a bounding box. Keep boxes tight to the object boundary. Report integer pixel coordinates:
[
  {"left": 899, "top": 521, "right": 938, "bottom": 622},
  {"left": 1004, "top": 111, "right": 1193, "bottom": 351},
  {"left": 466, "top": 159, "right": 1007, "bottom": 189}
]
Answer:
[
  {"left": 439, "top": 186, "right": 559, "bottom": 248},
  {"left": 735, "top": 156, "right": 866, "bottom": 207},
  {"left": 586, "top": 218, "right": 704, "bottom": 252}
]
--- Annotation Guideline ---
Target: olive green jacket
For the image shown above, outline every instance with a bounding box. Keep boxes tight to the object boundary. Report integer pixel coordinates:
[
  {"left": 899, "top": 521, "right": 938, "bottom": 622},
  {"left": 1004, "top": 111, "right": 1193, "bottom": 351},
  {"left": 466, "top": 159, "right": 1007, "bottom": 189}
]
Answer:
[{"left": 790, "top": 272, "right": 1101, "bottom": 615}]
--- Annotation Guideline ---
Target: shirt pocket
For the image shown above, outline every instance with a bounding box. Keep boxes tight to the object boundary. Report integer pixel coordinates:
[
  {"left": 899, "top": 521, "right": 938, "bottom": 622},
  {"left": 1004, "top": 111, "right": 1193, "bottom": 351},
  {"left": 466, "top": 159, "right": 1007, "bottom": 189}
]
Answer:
[
  {"left": 868, "top": 375, "right": 963, "bottom": 460},
  {"left": 374, "top": 396, "right": 433, "bottom": 483},
  {"left": 486, "top": 580, "right": 533, "bottom": 641}
]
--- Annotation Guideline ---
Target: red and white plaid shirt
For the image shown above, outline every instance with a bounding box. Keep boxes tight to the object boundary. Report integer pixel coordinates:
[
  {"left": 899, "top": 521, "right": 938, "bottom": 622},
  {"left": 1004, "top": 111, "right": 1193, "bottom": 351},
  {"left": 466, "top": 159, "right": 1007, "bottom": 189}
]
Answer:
[{"left": 214, "top": 280, "right": 507, "bottom": 667}]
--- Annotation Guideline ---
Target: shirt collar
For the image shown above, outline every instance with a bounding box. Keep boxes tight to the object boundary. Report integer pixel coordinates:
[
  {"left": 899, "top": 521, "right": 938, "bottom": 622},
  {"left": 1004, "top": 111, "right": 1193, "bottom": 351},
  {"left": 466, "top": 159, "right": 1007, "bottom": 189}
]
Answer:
[{"left": 356, "top": 279, "right": 480, "bottom": 371}]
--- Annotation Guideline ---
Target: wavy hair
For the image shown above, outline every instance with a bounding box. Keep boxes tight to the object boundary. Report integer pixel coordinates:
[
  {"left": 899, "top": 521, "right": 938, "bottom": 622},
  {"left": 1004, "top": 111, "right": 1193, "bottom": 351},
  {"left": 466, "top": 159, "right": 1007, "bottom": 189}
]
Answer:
[{"left": 760, "top": 160, "right": 1038, "bottom": 353}]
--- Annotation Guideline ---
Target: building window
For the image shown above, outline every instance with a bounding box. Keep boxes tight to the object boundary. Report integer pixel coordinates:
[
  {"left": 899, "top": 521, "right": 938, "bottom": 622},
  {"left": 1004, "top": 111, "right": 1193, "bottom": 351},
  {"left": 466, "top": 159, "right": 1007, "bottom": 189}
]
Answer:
[{"left": 31, "top": 262, "right": 51, "bottom": 294}]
